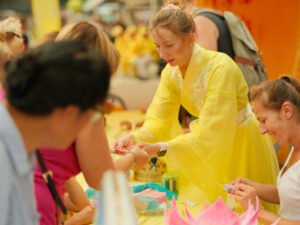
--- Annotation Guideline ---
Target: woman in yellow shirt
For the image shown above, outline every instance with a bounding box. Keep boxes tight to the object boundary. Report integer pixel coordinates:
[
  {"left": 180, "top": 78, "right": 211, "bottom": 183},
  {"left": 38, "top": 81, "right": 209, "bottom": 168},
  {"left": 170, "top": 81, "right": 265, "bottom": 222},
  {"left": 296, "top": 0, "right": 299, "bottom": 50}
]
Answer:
[{"left": 113, "top": 3, "right": 279, "bottom": 213}]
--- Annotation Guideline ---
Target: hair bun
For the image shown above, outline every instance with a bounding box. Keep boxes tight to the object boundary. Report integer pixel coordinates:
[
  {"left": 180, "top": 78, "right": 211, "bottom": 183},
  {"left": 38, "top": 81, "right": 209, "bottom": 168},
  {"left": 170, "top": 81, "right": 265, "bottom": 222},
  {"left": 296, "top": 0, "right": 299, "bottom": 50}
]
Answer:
[
  {"left": 280, "top": 75, "right": 291, "bottom": 84},
  {"left": 5, "top": 53, "right": 41, "bottom": 97}
]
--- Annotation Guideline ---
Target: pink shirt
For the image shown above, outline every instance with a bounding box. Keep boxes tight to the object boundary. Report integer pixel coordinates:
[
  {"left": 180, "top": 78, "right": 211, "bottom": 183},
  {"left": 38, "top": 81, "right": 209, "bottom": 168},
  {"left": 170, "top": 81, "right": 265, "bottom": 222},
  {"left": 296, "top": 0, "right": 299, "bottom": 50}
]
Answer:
[
  {"left": 0, "top": 89, "right": 5, "bottom": 101},
  {"left": 34, "top": 145, "right": 81, "bottom": 225}
]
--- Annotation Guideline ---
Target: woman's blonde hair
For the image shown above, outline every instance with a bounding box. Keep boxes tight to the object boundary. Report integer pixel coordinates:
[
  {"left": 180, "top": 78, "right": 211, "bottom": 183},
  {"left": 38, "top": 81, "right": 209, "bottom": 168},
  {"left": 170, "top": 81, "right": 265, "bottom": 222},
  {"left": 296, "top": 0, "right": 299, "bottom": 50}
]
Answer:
[
  {"left": 149, "top": 1, "right": 195, "bottom": 37},
  {"left": 37, "top": 31, "right": 59, "bottom": 46},
  {"left": 56, "top": 21, "right": 120, "bottom": 74}
]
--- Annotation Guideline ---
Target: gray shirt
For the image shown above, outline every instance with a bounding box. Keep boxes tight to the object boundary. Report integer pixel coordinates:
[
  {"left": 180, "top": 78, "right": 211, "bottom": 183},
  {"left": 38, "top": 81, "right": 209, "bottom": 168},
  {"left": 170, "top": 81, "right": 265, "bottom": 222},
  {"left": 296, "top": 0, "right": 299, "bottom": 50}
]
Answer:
[{"left": 0, "top": 102, "right": 39, "bottom": 225}]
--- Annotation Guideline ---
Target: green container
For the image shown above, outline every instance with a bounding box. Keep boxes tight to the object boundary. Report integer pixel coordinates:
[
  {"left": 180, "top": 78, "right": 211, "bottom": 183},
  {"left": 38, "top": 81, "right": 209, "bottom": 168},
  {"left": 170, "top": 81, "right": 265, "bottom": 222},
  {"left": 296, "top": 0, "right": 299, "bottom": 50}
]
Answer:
[{"left": 161, "top": 173, "right": 179, "bottom": 193}]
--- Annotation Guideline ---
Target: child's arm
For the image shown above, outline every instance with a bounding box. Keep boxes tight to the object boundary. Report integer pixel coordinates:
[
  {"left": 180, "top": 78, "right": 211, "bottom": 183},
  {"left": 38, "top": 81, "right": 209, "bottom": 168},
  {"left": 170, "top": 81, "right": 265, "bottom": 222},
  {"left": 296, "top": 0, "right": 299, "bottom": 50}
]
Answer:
[
  {"left": 64, "top": 205, "right": 95, "bottom": 225},
  {"left": 64, "top": 177, "right": 90, "bottom": 212}
]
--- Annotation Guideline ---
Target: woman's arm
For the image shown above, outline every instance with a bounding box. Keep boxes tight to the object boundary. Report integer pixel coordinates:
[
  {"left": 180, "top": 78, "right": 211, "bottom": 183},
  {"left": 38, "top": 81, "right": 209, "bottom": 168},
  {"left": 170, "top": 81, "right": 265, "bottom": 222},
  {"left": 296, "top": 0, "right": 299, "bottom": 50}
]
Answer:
[
  {"left": 253, "top": 183, "right": 279, "bottom": 204},
  {"left": 233, "top": 182, "right": 300, "bottom": 225},
  {"left": 235, "top": 177, "right": 280, "bottom": 204},
  {"left": 258, "top": 210, "right": 300, "bottom": 225},
  {"left": 236, "top": 187, "right": 299, "bottom": 225},
  {"left": 131, "top": 66, "right": 182, "bottom": 144},
  {"left": 76, "top": 116, "right": 115, "bottom": 190}
]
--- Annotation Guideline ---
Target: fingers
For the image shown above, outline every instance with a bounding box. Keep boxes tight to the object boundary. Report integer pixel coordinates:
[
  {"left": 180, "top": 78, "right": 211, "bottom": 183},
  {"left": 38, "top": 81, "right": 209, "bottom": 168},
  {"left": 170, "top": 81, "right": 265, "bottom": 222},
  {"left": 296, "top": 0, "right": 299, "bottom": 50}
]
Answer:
[
  {"left": 112, "top": 137, "right": 129, "bottom": 150},
  {"left": 135, "top": 142, "right": 147, "bottom": 148},
  {"left": 234, "top": 183, "right": 257, "bottom": 210},
  {"left": 131, "top": 147, "right": 150, "bottom": 170}
]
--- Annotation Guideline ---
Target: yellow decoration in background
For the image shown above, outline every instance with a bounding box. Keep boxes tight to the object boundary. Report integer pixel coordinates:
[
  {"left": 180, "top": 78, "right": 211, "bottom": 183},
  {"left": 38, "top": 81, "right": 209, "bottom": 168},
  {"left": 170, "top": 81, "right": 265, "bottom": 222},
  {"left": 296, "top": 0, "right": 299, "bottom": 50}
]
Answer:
[
  {"left": 31, "top": 0, "right": 61, "bottom": 41},
  {"left": 115, "top": 24, "right": 159, "bottom": 76}
]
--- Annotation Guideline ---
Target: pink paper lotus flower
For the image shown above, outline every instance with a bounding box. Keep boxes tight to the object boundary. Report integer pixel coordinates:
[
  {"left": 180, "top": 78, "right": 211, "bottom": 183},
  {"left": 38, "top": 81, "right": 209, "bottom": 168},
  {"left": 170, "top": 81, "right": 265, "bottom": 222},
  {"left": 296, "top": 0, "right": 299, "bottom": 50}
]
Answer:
[{"left": 165, "top": 197, "right": 280, "bottom": 225}]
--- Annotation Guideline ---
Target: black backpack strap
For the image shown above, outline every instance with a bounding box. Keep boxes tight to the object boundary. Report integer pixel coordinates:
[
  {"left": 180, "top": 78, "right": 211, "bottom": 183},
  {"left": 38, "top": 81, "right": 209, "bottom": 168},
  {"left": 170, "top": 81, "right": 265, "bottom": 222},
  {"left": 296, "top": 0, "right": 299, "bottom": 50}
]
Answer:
[{"left": 36, "top": 150, "right": 67, "bottom": 215}]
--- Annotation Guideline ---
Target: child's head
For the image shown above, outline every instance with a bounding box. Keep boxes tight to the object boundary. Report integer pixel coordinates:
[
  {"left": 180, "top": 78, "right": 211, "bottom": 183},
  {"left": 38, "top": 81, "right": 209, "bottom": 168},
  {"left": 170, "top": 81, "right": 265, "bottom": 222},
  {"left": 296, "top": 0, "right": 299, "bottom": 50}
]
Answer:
[
  {"left": 4, "top": 41, "right": 110, "bottom": 115},
  {"left": 56, "top": 21, "right": 120, "bottom": 74}
]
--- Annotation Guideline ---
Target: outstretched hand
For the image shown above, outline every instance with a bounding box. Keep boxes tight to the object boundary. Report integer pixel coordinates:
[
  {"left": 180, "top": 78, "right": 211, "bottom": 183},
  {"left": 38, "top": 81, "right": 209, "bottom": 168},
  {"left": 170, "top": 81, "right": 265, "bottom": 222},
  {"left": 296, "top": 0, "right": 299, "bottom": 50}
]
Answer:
[
  {"left": 112, "top": 133, "right": 136, "bottom": 150},
  {"left": 135, "top": 142, "right": 160, "bottom": 158}
]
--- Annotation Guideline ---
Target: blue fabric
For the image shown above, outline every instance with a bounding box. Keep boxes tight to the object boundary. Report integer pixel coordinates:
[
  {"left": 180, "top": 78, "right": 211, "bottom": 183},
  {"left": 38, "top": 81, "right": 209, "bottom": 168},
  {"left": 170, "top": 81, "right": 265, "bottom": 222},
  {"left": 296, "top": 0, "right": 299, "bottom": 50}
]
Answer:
[
  {"left": 132, "top": 183, "right": 178, "bottom": 200},
  {"left": 0, "top": 102, "right": 39, "bottom": 225}
]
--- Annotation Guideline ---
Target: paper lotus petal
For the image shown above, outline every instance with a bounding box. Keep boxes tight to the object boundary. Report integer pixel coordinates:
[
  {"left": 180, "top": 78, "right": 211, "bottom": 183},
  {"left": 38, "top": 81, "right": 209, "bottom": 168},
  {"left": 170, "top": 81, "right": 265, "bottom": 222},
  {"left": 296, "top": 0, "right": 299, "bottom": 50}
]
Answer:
[
  {"left": 165, "top": 197, "right": 189, "bottom": 225},
  {"left": 165, "top": 196, "right": 280, "bottom": 225},
  {"left": 194, "top": 197, "right": 240, "bottom": 225}
]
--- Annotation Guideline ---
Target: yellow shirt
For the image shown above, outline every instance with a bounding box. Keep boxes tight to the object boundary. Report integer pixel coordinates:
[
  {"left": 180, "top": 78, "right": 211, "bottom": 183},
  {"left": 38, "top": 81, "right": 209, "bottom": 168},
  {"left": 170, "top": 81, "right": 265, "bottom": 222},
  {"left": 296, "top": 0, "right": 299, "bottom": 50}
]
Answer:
[{"left": 132, "top": 44, "right": 279, "bottom": 214}]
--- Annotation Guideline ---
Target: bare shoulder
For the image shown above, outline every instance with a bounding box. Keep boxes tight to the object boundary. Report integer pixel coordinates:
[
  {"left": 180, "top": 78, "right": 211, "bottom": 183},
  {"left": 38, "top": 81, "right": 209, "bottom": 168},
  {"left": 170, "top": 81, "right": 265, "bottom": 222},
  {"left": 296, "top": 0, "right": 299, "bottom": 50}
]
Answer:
[{"left": 194, "top": 15, "right": 218, "bottom": 35}]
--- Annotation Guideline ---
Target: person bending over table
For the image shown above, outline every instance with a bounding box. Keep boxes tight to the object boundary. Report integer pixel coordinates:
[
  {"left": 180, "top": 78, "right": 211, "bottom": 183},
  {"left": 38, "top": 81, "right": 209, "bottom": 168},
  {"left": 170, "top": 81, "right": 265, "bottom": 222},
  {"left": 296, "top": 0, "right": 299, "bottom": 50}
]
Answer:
[{"left": 113, "top": 2, "right": 279, "bottom": 214}]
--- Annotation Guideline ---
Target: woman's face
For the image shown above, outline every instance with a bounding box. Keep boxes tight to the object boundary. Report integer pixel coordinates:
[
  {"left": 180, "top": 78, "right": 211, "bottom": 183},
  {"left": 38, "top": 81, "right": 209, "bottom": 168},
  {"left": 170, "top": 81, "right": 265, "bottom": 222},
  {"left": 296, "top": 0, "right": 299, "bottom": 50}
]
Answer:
[
  {"left": 151, "top": 27, "right": 193, "bottom": 69},
  {"left": 253, "top": 100, "right": 290, "bottom": 146}
]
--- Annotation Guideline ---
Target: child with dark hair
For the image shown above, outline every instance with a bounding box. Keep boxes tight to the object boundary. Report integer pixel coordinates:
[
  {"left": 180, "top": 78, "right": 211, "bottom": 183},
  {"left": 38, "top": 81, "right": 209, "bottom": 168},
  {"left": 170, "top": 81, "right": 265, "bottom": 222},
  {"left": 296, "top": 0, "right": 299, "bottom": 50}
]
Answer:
[
  {"left": 34, "top": 21, "right": 152, "bottom": 225},
  {"left": 0, "top": 41, "right": 111, "bottom": 225}
]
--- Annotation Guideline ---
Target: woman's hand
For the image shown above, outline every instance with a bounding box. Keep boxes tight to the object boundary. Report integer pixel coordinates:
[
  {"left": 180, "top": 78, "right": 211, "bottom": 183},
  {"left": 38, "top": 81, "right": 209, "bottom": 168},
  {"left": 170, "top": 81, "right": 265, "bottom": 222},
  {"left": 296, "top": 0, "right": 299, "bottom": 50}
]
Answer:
[
  {"left": 130, "top": 147, "right": 149, "bottom": 170},
  {"left": 112, "top": 133, "right": 136, "bottom": 150},
  {"left": 234, "top": 177, "right": 254, "bottom": 186},
  {"left": 224, "top": 177, "right": 254, "bottom": 193},
  {"left": 235, "top": 183, "right": 258, "bottom": 210},
  {"left": 136, "top": 142, "right": 160, "bottom": 158}
]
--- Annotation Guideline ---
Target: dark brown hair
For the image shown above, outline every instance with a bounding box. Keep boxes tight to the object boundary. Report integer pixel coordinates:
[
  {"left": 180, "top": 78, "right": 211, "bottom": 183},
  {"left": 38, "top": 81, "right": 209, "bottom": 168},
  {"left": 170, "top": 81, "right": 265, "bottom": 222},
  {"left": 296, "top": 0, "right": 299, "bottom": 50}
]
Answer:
[{"left": 251, "top": 75, "right": 300, "bottom": 113}]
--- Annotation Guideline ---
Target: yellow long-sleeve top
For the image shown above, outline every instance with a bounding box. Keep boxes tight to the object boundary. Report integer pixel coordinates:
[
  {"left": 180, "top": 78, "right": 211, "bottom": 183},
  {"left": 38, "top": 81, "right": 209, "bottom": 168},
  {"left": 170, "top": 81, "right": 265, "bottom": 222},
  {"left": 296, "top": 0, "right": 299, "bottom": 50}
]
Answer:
[{"left": 132, "top": 44, "right": 279, "bottom": 213}]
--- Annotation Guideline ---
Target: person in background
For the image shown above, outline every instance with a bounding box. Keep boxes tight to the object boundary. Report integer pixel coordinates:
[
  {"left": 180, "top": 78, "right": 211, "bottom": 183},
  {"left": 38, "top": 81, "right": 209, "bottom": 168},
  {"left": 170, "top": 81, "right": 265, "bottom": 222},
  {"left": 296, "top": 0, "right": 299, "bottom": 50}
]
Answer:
[
  {"left": 34, "top": 21, "right": 152, "bottom": 225},
  {"left": 0, "top": 17, "right": 25, "bottom": 58},
  {"left": 0, "top": 27, "right": 12, "bottom": 84},
  {"left": 0, "top": 41, "right": 111, "bottom": 225},
  {"left": 227, "top": 76, "right": 300, "bottom": 225},
  {"left": 113, "top": 2, "right": 279, "bottom": 214}
]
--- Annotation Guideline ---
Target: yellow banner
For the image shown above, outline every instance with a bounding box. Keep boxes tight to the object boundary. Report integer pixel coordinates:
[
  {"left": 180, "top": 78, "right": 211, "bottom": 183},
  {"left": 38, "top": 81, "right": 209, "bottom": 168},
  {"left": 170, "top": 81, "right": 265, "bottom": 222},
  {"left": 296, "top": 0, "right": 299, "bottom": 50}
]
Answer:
[{"left": 31, "top": 0, "right": 61, "bottom": 41}]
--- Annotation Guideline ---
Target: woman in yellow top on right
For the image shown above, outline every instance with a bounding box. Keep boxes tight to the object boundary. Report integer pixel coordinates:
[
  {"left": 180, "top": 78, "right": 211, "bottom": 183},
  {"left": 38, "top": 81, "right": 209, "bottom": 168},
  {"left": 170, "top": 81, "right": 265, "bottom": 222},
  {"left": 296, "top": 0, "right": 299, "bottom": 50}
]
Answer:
[{"left": 113, "top": 2, "right": 279, "bottom": 213}]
